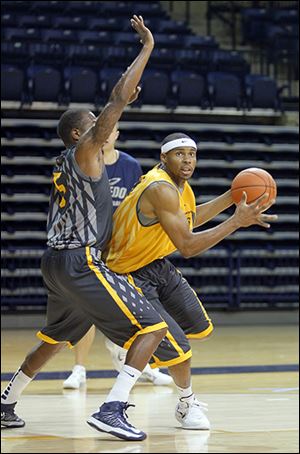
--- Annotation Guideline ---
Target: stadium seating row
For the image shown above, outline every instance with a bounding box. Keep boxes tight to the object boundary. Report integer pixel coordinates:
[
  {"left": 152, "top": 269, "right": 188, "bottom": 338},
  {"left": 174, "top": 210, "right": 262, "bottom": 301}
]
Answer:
[{"left": 1, "top": 64, "right": 283, "bottom": 110}]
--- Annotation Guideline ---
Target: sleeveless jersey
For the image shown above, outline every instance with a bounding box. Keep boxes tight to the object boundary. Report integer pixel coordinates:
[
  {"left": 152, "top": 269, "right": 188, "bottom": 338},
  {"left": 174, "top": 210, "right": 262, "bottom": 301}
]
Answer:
[
  {"left": 47, "top": 146, "right": 113, "bottom": 250},
  {"left": 106, "top": 165, "right": 196, "bottom": 273}
]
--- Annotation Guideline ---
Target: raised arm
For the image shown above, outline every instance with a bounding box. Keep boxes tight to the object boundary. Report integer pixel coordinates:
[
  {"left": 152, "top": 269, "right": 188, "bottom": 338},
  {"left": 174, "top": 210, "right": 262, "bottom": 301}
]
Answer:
[
  {"left": 75, "top": 15, "right": 154, "bottom": 178},
  {"left": 144, "top": 185, "right": 277, "bottom": 258}
]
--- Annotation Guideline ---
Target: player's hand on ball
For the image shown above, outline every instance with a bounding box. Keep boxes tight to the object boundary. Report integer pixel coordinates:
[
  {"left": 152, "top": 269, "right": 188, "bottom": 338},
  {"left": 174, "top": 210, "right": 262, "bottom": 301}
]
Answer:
[{"left": 233, "top": 192, "right": 278, "bottom": 229}]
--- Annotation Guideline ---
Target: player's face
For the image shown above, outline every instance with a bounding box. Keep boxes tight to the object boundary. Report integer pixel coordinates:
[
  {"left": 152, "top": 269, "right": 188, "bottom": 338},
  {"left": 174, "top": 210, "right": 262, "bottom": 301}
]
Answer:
[
  {"left": 162, "top": 147, "right": 197, "bottom": 183},
  {"left": 102, "top": 124, "right": 119, "bottom": 152}
]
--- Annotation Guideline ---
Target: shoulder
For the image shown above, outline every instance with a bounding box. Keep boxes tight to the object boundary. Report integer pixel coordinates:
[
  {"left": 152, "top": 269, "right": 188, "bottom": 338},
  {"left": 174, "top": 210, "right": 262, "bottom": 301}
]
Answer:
[
  {"left": 118, "top": 151, "right": 140, "bottom": 167},
  {"left": 145, "top": 180, "right": 179, "bottom": 206}
]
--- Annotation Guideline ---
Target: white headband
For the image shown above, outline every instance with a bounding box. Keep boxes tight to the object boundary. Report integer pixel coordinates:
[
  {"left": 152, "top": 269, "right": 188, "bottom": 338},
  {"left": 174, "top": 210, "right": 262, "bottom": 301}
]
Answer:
[{"left": 161, "top": 138, "right": 197, "bottom": 154}]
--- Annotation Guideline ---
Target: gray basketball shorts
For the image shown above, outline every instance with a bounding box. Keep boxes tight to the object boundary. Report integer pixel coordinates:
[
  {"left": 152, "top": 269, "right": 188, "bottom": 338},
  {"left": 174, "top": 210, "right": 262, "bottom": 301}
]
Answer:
[
  {"left": 129, "top": 258, "right": 214, "bottom": 368},
  {"left": 38, "top": 246, "right": 167, "bottom": 350}
]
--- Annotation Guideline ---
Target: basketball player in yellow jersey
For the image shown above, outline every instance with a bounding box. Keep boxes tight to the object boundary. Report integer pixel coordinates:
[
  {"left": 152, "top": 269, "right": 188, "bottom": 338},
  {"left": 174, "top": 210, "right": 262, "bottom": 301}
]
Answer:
[{"left": 106, "top": 132, "right": 277, "bottom": 430}]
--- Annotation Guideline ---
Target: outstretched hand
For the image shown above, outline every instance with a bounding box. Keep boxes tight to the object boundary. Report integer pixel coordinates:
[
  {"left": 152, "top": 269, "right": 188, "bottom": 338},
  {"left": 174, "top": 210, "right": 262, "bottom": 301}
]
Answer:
[
  {"left": 234, "top": 192, "right": 278, "bottom": 229},
  {"left": 130, "top": 15, "right": 154, "bottom": 48}
]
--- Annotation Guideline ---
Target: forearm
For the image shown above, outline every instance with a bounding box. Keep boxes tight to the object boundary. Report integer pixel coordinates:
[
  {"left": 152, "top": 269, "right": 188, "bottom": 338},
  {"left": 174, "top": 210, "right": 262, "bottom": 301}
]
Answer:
[
  {"left": 194, "top": 190, "right": 233, "bottom": 227},
  {"left": 182, "top": 215, "right": 239, "bottom": 258},
  {"left": 109, "top": 44, "right": 153, "bottom": 104}
]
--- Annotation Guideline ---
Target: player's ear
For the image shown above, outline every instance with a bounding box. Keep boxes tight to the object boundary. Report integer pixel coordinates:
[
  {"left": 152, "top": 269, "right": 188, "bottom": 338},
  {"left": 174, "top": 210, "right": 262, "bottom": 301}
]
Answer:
[
  {"left": 71, "top": 128, "right": 81, "bottom": 142},
  {"left": 160, "top": 153, "right": 167, "bottom": 164},
  {"left": 115, "top": 130, "right": 120, "bottom": 140}
]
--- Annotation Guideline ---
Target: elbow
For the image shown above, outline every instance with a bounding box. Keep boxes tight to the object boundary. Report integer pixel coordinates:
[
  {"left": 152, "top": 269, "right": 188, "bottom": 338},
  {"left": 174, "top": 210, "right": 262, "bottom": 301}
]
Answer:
[{"left": 178, "top": 246, "right": 193, "bottom": 259}]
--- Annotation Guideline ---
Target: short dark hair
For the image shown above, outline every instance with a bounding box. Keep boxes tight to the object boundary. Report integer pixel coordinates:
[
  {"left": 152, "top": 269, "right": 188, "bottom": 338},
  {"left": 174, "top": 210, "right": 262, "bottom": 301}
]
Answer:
[
  {"left": 57, "top": 109, "right": 91, "bottom": 147},
  {"left": 161, "top": 132, "right": 192, "bottom": 147}
]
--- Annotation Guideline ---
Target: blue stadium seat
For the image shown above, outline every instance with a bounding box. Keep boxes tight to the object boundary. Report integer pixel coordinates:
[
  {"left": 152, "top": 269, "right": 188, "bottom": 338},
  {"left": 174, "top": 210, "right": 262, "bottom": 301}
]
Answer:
[
  {"left": 87, "top": 17, "right": 119, "bottom": 31},
  {"left": 172, "top": 70, "right": 206, "bottom": 108},
  {"left": 99, "top": 67, "right": 124, "bottom": 100},
  {"left": 18, "top": 14, "right": 52, "bottom": 28},
  {"left": 52, "top": 15, "right": 87, "bottom": 30},
  {"left": 29, "top": 43, "right": 65, "bottom": 66},
  {"left": 1, "top": 65, "right": 25, "bottom": 101},
  {"left": 67, "top": 44, "right": 104, "bottom": 67},
  {"left": 28, "top": 65, "right": 62, "bottom": 102},
  {"left": 114, "top": 32, "right": 140, "bottom": 47},
  {"left": 64, "top": 66, "right": 99, "bottom": 104},
  {"left": 2, "top": 41, "right": 29, "bottom": 65},
  {"left": 184, "top": 35, "right": 219, "bottom": 50},
  {"left": 154, "top": 33, "right": 182, "bottom": 49},
  {"left": 42, "top": 28, "right": 77, "bottom": 44},
  {"left": 212, "top": 50, "right": 250, "bottom": 77},
  {"left": 140, "top": 69, "right": 170, "bottom": 106},
  {"left": 78, "top": 30, "right": 112, "bottom": 45},
  {"left": 1, "top": 13, "right": 17, "bottom": 27},
  {"left": 102, "top": 47, "right": 129, "bottom": 67},
  {"left": 150, "top": 48, "right": 176, "bottom": 70},
  {"left": 245, "top": 74, "right": 280, "bottom": 110},
  {"left": 4, "top": 27, "right": 41, "bottom": 42},
  {"left": 157, "top": 19, "right": 190, "bottom": 35},
  {"left": 207, "top": 72, "right": 242, "bottom": 109}
]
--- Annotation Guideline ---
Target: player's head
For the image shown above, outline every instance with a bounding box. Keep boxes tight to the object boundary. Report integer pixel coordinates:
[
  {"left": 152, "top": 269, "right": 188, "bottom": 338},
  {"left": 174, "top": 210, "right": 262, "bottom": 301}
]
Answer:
[
  {"left": 57, "top": 109, "right": 96, "bottom": 147},
  {"left": 160, "top": 133, "right": 197, "bottom": 181},
  {"left": 102, "top": 123, "right": 120, "bottom": 153}
]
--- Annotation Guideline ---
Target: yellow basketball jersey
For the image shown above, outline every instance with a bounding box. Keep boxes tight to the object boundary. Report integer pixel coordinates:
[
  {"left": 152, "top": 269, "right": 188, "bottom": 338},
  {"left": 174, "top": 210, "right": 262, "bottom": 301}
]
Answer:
[{"left": 106, "top": 165, "right": 196, "bottom": 273}]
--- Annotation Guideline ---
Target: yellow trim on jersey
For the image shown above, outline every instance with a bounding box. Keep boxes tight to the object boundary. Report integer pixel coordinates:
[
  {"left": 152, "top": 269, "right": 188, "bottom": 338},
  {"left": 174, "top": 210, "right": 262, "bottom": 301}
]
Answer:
[
  {"left": 186, "top": 322, "right": 214, "bottom": 339},
  {"left": 86, "top": 246, "right": 143, "bottom": 329},
  {"left": 151, "top": 349, "right": 192, "bottom": 368},
  {"left": 123, "top": 322, "right": 168, "bottom": 350},
  {"left": 36, "top": 331, "right": 73, "bottom": 349},
  {"left": 53, "top": 172, "right": 67, "bottom": 208}
]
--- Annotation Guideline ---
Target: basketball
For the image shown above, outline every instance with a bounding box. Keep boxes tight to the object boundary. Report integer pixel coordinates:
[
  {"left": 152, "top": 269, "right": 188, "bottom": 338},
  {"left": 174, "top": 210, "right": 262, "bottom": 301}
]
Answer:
[{"left": 231, "top": 168, "right": 277, "bottom": 204}]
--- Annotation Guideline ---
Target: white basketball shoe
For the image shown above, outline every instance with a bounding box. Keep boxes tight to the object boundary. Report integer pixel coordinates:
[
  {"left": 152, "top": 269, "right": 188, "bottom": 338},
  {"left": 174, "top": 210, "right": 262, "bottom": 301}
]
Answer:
[
  {"left": 175, "top": 395, "right": 210, "bottom": 430},
  {"left": 63, "top": 365, "right": 86, "bottom": 389}
]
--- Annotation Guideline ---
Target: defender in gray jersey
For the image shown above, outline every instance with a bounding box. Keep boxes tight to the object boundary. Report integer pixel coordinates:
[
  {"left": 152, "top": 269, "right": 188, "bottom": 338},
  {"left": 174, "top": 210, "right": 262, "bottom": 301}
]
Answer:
[{"left": 1, "top": 16, "right": 168, "bottom": 442}]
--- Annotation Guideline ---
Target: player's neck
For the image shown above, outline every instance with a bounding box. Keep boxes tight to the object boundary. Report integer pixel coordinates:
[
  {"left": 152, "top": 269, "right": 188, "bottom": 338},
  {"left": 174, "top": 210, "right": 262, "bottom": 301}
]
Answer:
[
  {"left": 162, "top": 166, "right": 185, "bottom": 190},
  {"left": 104, "top": 148, "right": 119, "bottom": 165}
]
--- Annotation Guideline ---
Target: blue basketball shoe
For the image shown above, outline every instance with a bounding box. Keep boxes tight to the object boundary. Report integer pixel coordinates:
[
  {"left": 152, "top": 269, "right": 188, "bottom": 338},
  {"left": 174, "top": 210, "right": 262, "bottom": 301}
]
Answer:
[
  {"left": 87, "top": 401, "right": 146, "bottom": 441},
  {"left": 1, "top": 403, "right": 25, "bottom": 428}
]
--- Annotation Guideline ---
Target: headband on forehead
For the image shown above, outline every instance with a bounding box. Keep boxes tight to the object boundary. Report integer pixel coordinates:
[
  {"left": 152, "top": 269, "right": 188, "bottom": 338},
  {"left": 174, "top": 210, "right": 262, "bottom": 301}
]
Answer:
[{"left": 161, "top": 138, "right": 197, "bottom": 154}]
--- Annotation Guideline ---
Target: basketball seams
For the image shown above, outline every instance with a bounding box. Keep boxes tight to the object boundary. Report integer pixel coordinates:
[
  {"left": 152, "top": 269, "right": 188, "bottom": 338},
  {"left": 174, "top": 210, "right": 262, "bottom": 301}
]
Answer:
[{"left": 231, "top": 168, "right": 277, "bottom": 204}]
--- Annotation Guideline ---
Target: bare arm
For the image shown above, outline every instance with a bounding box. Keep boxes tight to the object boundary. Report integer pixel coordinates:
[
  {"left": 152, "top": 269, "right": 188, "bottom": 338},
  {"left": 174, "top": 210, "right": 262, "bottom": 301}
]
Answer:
[
  {"left": 194, "top": 189, "right": 234, "bottom": 227},
  {"left": 143, "top": 185, "right": 277, "bottom": 258},
  {"left": 75, "top": 15, "right": 154, "bottom": 178}
]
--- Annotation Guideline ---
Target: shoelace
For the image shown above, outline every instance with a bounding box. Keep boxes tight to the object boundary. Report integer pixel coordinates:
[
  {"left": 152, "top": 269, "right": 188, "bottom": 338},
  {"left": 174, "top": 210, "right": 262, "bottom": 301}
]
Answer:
[{"left": 123, "top": 403, "right": 135, "bottom": 420}]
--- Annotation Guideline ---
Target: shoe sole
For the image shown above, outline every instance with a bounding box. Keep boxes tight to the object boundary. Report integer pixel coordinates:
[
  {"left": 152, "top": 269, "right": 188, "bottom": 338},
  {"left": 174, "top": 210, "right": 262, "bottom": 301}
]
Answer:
[
  {"left": 86, "top": 417, "right": 147, "bottom": 441},
  {"left": 1, "top": 422, "right": 25, "bottom": 428}
]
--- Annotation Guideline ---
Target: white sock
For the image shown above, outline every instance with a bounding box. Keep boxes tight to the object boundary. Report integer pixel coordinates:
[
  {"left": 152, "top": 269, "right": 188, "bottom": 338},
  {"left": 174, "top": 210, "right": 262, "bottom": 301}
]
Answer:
[
  {"left": 176, "top": 385, "right": 194, "bottom": 403},
  {"left": 1, "top": 368, "right": 32, "bottom": 405},
  {"left": 105, "top": 364, "right": 142, "bottom": 403}
]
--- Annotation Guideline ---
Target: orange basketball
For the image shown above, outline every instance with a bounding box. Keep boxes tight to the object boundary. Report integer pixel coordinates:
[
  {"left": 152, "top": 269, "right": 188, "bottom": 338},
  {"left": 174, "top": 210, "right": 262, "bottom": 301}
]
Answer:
[{"left": 231, "top": 168, "right": 277, "bottom": 204}]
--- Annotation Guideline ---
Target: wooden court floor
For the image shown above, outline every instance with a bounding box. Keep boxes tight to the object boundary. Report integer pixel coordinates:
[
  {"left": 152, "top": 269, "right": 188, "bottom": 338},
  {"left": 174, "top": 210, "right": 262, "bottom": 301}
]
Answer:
[{"left": 1, "top": 325, "right": 299, "bottom": 453}]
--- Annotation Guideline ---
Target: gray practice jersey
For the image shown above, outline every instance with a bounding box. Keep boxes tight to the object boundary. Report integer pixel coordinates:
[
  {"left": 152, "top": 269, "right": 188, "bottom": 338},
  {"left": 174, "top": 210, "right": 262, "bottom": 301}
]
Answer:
[{"left": 47, "top": 146, "right": 113, "bottom": 250}]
